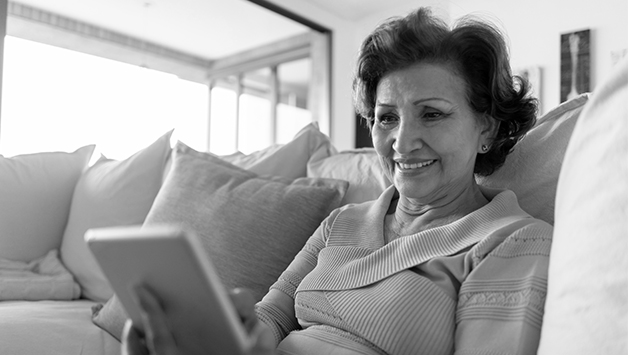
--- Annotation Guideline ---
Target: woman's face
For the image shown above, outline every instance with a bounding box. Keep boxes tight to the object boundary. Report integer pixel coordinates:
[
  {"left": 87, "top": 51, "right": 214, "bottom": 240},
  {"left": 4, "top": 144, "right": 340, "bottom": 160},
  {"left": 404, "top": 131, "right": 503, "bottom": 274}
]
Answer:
[{"left": 372, "top": 63, "right": 491, "bottom": 203}]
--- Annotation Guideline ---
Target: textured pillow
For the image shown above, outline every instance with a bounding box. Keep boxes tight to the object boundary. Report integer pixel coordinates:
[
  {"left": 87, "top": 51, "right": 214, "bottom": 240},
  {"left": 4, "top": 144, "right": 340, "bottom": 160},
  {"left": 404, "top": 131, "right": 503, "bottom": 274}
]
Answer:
[
  {"left": 60, "top": 131, "right": 173, "bottom": 302},
  {"left": 307, "top": 148, "right": 392, "bottom": 205},
  {"left": 148, "top": 141, "right": 347, "bottom": 300},
  {"left": 538, "top": 58, "right": 628, "bottom": 354},
  {"left": 92, "top": 141, "right": 348, "bottom": 340},
  {"left": 476, "top": 93, "right": 589, "bottom": 225},
  {"left": 223, "top": 122, "right": 337, "bottom": 179},
  {"left": 0, "top": 145, "right": 94, "bottom": 262}
]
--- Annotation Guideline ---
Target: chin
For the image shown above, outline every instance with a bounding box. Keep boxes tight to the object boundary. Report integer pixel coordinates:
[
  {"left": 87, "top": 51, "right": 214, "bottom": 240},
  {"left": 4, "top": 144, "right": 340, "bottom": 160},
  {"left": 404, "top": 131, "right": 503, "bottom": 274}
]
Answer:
[{"left": 394, "top": 180, "right": 433, "bottom": 200}]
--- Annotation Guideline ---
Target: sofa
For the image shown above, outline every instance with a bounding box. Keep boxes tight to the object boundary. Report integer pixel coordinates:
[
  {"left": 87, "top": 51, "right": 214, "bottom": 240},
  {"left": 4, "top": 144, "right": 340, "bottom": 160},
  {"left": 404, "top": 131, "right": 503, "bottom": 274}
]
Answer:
[{"left": 0, "top": 57, "right": 626, "bottom": 355}]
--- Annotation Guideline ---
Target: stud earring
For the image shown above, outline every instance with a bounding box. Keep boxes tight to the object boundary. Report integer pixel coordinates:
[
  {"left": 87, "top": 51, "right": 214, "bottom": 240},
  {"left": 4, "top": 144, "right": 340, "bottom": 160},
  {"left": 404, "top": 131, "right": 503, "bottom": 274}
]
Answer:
[{"left": 481, "top": 145, "right": 489, "bottom": 152}]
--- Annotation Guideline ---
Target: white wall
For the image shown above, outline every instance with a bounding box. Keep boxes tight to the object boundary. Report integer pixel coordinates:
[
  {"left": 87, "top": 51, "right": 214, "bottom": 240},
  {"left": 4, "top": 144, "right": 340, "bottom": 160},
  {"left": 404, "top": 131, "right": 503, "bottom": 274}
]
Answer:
[
  {"left": 269, "top": 0, "right": 628, "bottom": 149},
  {"left": 354, "top": 1, "right": 450, "bottom": 47},
  {"left": 448, "top": 0, "right": 628, "bottom": 115}
]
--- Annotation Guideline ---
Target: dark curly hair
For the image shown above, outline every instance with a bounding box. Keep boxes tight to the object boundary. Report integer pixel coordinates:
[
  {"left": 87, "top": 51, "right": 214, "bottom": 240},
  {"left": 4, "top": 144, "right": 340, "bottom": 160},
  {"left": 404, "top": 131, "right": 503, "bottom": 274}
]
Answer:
[{"left": 353, "top": 7, "right": 538, "bottom": 176}]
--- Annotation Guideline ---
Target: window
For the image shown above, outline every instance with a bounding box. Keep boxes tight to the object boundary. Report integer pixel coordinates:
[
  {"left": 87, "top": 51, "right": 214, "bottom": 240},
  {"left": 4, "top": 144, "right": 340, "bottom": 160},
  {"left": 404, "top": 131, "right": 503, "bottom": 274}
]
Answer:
[
  {"left": 0, "top": 36, "right": 208, "bottom": 159},
  {"left": 0, "top": 1, "right": 331, "bottom": 158},
  {"left": 209, "top": 58, "right": 314, "bottom": 155}
]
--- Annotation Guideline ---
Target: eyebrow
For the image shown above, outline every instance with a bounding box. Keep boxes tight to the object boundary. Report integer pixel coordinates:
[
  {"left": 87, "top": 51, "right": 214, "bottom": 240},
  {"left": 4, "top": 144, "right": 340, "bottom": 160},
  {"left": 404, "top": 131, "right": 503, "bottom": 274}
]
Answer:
[
  {"left": 375, "top": 97, "right": 453, "bottom": 107},
  {"left": 412, "top": 97, "right": 453, "bottom": 106}
]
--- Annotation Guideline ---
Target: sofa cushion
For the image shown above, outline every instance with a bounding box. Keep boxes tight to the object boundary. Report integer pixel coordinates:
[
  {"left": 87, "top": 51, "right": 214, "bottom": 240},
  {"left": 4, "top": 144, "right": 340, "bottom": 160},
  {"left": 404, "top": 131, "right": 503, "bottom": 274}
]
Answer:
[
  {"left": 0, "top": 300, "right": 120, "bottom": 355},
  {"left": 307, "top": 148, "right": 392, "bottom": 205},
  {"left": 145, "top": 141, "right": 347, "bottom": 301},
  {"left": 92, "top": 141, "right": 348, "bottom": 340},
  {"left": 476, "top": 93, "right": 589, "bottom": 225},
  {"left": 0, "top": 145, "right": 94, "bottom": 262},
  {"left": 538, "top": 58, "right": 628, "bottom": 354},
  {"left": 223, "top": 122, "right": 337, "bottom": 179},
  {"left": 60, "top": 131, "right": 173, "bottom": 302}
]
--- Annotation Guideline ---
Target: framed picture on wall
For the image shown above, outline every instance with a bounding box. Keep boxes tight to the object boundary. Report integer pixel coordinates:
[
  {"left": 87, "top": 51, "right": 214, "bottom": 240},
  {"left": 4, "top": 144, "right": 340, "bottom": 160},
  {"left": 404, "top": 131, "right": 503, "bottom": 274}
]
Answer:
[{"left": 560, "top": 29, "right": 591, "bottom": 103}]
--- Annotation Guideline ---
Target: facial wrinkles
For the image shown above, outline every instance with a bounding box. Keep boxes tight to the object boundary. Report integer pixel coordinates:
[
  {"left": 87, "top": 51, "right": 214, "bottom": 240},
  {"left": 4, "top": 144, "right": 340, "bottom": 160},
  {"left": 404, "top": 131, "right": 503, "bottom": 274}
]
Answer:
[{"left": 374, "top": 64, "right": 484, "bottom": 212}]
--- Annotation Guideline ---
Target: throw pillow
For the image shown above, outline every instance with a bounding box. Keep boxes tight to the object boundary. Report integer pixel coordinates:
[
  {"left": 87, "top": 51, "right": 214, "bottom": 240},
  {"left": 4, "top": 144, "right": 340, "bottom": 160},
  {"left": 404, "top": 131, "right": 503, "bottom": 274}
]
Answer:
[
  {"left": 60, "top": 131, "right": 173, "bottom": 302},
  {"left": 307, "top": 148, "right": 392, "bottom": 205},
  {"left": 476, "top": 93, "right": 589, "bottom": 225},
  {"left": 92, "top": 141, "right": 348, "bottom": 340},
  {"left": 0, "top": 145, "right": 95, "bottom": 262},
  {"left": 538, "top": 58, "right": 628, "bottom": 354},
  {"left": 223, "top": 122, "right": 337, "bottom": 179}
]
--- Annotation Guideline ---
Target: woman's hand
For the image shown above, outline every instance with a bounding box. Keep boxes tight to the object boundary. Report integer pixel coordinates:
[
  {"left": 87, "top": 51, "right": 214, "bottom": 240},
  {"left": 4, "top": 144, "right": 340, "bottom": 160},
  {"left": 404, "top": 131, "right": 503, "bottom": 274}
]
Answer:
[{"left": 122, "top": 286, "right": 276, "bottom": 355}]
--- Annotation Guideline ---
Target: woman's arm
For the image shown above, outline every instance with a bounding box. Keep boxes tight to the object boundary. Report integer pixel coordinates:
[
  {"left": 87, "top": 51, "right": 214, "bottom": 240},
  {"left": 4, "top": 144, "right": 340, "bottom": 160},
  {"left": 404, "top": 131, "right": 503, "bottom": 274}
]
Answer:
[
  {"left": 454, "top": 222, "right": 552, "bottom": 355},
  {"left": 254, "top": 207, "right": 340, "bottom": 346},
  {"left": 120, "top": 209, "right": 343, "bottom": 354}
]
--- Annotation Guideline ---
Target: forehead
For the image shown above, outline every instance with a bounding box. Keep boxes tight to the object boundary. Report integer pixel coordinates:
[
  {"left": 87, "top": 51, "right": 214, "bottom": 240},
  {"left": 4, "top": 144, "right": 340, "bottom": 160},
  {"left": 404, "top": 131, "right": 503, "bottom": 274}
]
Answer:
[{"left": 376, "top": 63, "right": 468, "bottom": 104}]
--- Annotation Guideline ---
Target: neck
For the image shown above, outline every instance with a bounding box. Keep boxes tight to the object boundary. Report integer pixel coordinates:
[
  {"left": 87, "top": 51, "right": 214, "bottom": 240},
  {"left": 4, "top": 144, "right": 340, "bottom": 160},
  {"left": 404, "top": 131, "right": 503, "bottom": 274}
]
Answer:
[{"left": 389, "top": 182, "right": 488, "bottom": 238}]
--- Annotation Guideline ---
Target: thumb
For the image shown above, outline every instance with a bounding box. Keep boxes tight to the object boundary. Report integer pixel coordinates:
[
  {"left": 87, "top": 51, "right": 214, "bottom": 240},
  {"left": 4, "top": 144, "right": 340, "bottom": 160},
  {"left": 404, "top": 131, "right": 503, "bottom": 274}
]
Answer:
[{"left": 229, "top": 288, "right": 257, "bottom": 333}]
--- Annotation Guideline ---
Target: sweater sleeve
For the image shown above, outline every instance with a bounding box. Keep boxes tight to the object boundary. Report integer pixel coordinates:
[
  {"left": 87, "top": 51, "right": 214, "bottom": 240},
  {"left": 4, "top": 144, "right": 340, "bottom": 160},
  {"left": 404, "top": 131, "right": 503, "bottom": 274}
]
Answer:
[
  {"left": 454, "top": 221, "right": 553, "bottom": 355},
  {"left": 254, "top": 207, "right": 341, "bottom": 345}
]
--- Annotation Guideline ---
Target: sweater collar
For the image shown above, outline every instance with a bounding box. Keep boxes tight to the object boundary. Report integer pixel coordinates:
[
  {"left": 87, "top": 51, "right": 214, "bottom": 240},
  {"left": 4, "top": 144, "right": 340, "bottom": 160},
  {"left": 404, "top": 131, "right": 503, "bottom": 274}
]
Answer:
[{"left": 299, "top": 185, "right": 531, "bottom": 291}]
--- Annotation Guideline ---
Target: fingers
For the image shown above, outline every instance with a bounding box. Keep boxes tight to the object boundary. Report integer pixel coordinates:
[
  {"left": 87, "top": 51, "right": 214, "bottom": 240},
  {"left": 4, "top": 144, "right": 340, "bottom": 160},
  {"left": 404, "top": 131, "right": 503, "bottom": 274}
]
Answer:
[
  {"left": 133, "top": 285, "right": 179, "bottom": 355},
  {"left": 230, "top": 288, "right": 277, "bottom": 354},
  {"left": 229, "top": 288, "right": 257, "bottom": 333},
  {"left": 122, "top": 319, "right": 149, "bottom": 355}
]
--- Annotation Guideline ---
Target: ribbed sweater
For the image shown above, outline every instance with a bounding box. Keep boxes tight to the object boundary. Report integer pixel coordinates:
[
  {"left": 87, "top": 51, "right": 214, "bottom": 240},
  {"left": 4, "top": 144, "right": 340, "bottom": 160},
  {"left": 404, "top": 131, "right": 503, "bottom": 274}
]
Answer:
[{"left": 256, "top": 186, "right": 553, "bottom": 355}]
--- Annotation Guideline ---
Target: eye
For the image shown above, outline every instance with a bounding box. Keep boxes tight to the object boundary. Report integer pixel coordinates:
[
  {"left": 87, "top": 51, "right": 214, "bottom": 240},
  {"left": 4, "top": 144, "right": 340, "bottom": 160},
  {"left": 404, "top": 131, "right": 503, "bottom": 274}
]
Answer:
[
  {"left": 423, "top": 109, "right": 443, "bottom": 120},
  {"left": 421, "top": 108, "right": 447, "bottom": 121},
  {"left": 375, "top": 113, "right": 398, "bottom": 126}
]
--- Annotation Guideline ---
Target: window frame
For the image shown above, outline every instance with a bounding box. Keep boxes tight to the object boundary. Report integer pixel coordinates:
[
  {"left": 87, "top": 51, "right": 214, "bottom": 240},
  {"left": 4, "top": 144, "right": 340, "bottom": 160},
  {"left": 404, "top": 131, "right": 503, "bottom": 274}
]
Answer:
[{"left": 0, "top": 0, "right": 331, "bottom": 150}]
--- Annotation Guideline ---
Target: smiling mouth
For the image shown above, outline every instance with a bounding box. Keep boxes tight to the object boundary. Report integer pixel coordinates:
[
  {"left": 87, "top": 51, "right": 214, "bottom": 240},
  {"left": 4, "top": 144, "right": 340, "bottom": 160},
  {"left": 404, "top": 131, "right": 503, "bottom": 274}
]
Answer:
[{"left": 396, "top": 159, "right": 437, "bottom": 170}]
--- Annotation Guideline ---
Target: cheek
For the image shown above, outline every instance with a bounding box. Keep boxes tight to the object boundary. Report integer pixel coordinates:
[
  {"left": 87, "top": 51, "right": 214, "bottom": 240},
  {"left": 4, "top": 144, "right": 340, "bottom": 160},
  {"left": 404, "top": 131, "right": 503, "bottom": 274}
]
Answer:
[
  {"left": 440, "top": 132, "right": 480, "bottom": 167},
  {"left": 371, "top": 127, "right": 390, "bottom": 156},
  {"left": 371, "top": 128, "right": 396, "bottom": 178}
]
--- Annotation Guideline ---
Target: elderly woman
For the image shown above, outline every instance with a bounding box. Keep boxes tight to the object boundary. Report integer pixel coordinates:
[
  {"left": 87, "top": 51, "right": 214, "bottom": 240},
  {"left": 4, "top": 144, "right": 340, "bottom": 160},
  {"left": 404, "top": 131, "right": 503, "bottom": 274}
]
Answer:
[{"left": 124, "top": 7, "right": 552, "bottom": 355}]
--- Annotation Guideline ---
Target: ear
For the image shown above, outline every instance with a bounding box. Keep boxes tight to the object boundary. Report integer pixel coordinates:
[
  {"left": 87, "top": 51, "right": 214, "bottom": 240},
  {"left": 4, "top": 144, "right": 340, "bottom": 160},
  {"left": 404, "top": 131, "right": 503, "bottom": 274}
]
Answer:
[{"left": 477, "top": 114, "right": 498, "bottom": 153}]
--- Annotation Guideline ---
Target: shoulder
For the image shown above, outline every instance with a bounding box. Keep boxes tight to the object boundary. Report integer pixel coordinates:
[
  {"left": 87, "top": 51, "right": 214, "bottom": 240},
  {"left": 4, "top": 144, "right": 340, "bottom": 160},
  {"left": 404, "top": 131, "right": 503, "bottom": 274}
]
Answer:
[
  {"left": 489, "top": 218, "right": 553, "bottom": 259},
  {"left": 467, "top": 215, "right": 552, "bottom": 284},
  {"left": 458, "top": 217, "right": 551, "bottom": 334},
  {"left": 470, "top": 188, "right": 554, "bottom": 266}
]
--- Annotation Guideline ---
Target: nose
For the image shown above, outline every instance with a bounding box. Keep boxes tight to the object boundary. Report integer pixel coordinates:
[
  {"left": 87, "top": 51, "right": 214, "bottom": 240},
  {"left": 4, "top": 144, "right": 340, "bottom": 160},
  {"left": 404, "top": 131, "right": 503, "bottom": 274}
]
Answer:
[{"left": 392, "top": 119, "right": 423, "bottom": 154}]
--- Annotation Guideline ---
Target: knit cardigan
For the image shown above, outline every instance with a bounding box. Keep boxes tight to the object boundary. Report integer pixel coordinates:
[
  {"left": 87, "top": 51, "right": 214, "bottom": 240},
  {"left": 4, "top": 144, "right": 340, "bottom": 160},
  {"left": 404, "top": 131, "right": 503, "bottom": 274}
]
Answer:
[{"left": 256, "top": 186, "right": 553, "bottom": 355}]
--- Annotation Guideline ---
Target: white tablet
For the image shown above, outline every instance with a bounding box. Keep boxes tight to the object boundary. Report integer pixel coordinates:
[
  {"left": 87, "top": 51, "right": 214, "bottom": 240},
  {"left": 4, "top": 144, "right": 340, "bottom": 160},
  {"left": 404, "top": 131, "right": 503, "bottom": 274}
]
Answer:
[{"left": 85, "top": 225, "right": 254, "bottom": 355}]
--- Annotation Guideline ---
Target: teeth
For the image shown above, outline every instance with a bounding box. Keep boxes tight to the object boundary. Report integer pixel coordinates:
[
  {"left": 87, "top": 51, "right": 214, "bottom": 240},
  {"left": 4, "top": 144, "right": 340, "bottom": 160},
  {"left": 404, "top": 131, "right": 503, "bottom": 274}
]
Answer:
[{"left": 397, "top": 160, "right": 435, "bottom": 169}]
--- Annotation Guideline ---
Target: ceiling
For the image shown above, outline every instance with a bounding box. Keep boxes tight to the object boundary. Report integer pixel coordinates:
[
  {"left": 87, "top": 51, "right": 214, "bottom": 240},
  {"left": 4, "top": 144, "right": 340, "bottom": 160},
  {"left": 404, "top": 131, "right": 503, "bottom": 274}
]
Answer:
[
  {"left": 8, "top": 0, "right": 410, "bottom": 95},
  {"left": 11, "top": 0, "right": 308, "bottom": 59},
  {"left": 307, "top": 0, "right": 418, "bottom": 21},
  {"left": 10, "top": 0, "right": 411, "bottom": 60}
]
